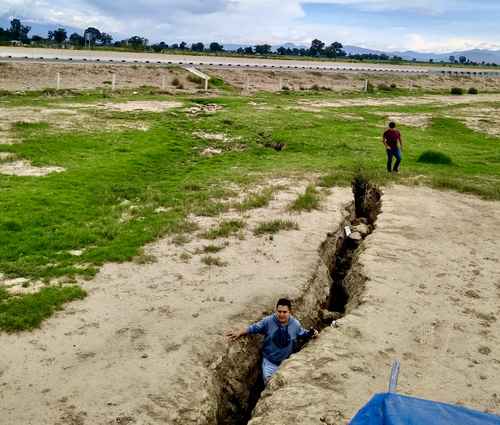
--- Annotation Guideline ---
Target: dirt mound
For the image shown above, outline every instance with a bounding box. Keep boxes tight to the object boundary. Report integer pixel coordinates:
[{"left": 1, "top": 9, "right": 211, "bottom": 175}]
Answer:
[
  {"left": 97, "top": 100, "right": 184, "bottom": 112},
  {"left": 0, "top": 159, "right": 65, "bottom": 176}
]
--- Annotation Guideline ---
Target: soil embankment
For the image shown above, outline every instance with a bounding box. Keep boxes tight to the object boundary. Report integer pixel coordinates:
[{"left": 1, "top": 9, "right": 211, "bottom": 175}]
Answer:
[
  {"left": 248, "top": 186, "right": 500, "bottom": 424},
  {"left": 0, "top": 184, "right": 352, "bottom": 424}
]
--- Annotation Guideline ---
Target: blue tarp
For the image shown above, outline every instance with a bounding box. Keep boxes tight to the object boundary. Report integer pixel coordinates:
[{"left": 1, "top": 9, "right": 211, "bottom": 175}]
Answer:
[{"left": 350, "top": 393, "right": 500, "bottom": 425}]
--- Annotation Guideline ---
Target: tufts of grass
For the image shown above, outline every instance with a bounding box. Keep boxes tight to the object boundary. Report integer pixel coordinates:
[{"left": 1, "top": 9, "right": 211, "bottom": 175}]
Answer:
[
  {"left": 450, "top": 87, "right": 464, "bottom": 95},
  {"left": 233, "top": 188, "right": 274, "bottom": 211},
  {"left": 172, "top": 234, "right": 191, "bottom": 245},
  {"left": 0, "top": 285, "right": 87, "bottom": 332},
  {"left": 253, "top": 219, "right": 299, "bottom": 235},
  {"left": 201, "top": 220, "right": 245, "bottom": 240},
  {"left": 417, "top": 150, "right": 453, "bottom": 165},
  {"left": 318, "top": 172, "right": 352, "bottom": 187},
  {"left": 289, "top": 185, "right": 321, "bottom": 212},
  {"left": 201, "top": 255, "right": 227, "bottom": 267},
  {"left": 195, "top": 244, "right": 226, "bottom": 254},
  {"left": 192, "top": 201, "right": 228, "bottom": 217}
]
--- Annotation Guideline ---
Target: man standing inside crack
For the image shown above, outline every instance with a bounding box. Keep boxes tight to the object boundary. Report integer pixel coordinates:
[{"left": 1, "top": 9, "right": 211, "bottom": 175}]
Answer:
[{"left": 227, "top": 298, "right": 318, "bottom": 384}]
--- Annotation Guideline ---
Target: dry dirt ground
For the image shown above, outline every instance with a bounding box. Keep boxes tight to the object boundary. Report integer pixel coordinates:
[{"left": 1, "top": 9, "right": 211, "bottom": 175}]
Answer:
[
  {"left": 1, "top": 61, "right": 500, "bottom": 93},
  {"left": 212, "top": 68, "right": 500, "bottom": 93},
  {"left": 249, "top": 185, "right": 500, "bottom": 424},
  {"left": 0, "top": 181, "right": 353, "bottom": 424},
  {"left": 1, "top": 184, "right": 499, "bottom": 424},
  {"left": 0, "top": 62, "right": 203, "bottom": 92}
]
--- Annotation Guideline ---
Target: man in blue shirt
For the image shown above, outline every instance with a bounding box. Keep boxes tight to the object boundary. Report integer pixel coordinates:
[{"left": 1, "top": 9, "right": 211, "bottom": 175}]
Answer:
[{"left": 227, "top": 298, "right": 318, "bottom": 384}]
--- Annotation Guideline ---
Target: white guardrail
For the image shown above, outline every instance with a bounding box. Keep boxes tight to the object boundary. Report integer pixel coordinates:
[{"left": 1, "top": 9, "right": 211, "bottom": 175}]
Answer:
[{"left": 0, "top": 50, "right": 499, "bottom": 77}]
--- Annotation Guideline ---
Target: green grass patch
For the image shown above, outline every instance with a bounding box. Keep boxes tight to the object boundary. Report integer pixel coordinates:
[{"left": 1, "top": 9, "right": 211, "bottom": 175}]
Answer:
[
  {"left": 0, "top": 285, "right": 87, "bottom": 332},
  {"left": 201, "top": 220, "right": 245, "bottom": 239},
  {"left": 0, "top": 89, "right": 499, "bottom": 284},
  {"left": 253, "top": 219, "right": 299, "bottom": 235},
  {"left": 417, "top": 150, "right": 453, "bottom": 165},
  {"left": 289, "top": 185, "right": 321, "bottom": 212},
  {"left": 233, "top": 188, "right": 275, "bottom": 211}
]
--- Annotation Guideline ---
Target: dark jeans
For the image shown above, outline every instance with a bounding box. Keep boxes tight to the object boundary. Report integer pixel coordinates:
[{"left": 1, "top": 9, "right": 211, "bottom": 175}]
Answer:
[{"left": 386, "top": 147, "right": 402, "bottom": 172}]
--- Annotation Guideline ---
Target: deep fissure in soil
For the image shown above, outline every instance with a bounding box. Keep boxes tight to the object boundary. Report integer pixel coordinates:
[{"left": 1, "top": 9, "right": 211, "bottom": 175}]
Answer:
[{"left": 215, "top": 178, "right": 382, "bottom": 425}]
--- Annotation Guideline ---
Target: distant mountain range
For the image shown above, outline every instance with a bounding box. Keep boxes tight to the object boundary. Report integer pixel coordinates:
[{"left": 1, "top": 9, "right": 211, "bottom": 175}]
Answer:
[
  {"left": 225, "top": 43, "right": 500, "bottom": 64},
  {"left": 2, "top": 19, "right": 499, "bottom": 64}
]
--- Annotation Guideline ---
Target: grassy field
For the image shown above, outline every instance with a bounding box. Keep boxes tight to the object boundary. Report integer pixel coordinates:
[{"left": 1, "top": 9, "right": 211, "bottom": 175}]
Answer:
[{"left": 0, "top": 86, "right": 499, "bottom": 330}]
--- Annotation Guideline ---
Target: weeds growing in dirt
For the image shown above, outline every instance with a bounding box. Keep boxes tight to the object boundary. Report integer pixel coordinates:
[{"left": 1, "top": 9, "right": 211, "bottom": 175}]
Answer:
[
  {"left": 201, "top": 255, "right": 227, "bottom": 266},
  {"left": 253, "top": 220, "right": 299, "bottom": 235},
  {"left": 201, "top": 220, "right": 245, "bottom": 239},
  {"left": 289, "top": 185, "right": 321, "bottom": 212}
]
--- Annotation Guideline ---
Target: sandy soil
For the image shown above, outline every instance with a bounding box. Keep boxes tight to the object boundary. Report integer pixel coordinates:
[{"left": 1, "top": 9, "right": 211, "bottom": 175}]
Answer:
[
  {"left": 0, "top": 181, "right": 352, "bottom": 424},
  {"left": 213, "top": 68, "right": 500, "bottom": 93},
  {"left": 445, "top": 106, "right": 500, "bottom": 137},
  {"left": 295, "top": 93, "right": 500, "bottom": 109},
  {"left": 249, "top": 185, "right": 500, "bottom": 424},
  {"left": 1, "top": 61, "right": 499, "bottom": 93},
  {"left": 0, "top": 62, "right": 203, "bottom": 92}
]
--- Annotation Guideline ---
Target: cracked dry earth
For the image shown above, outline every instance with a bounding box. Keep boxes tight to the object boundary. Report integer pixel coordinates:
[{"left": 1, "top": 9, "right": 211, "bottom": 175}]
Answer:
[
  {"left": 249, "top": 185, "right": 500, "bottom": 424},
  {"left": 0, "top": 182, "right": 352, "bottom": 425},
  {"left": 1, "top": 185, "right": 499, "bottom": 424}
]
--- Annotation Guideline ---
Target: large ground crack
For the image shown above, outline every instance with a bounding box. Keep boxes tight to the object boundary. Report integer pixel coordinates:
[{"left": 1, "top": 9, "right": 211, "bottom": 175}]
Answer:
[{"left": 213, "top": 177, "right": 382, "bottom": 425}]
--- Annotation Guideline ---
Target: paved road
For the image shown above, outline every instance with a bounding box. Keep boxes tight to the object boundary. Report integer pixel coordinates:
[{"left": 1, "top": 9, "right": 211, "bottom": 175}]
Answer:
[{"left": 1, "top": 47, "right": 499, "bottom": 77}]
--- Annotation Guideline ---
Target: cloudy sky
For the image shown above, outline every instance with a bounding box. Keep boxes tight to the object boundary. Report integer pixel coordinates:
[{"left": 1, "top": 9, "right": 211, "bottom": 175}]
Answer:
[{"left": 1, "top": 0, "right": 499, "bottom": 52}]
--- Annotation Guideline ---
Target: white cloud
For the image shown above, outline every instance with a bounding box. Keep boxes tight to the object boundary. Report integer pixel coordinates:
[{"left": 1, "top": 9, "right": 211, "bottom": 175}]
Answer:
[{"left": 1, "top": 0, "right": 499, "bottom": 52}]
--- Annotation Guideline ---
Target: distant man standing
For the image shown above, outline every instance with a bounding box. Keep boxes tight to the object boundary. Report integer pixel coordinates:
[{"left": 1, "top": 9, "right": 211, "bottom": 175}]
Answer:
[
  {"left": 383, "top": 122, "right": 403, "bottom": 172},
  {"left": 227, "top": 298, "right": 318, "bottom": 384}
]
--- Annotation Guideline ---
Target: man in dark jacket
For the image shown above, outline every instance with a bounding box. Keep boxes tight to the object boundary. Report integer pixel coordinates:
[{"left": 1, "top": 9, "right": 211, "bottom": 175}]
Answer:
[
  {"left": 383, "top": 121, "right": 403, "bottom": 172},
  {"left": 227, "top": 298, "right": 318, "bottom": 384}
]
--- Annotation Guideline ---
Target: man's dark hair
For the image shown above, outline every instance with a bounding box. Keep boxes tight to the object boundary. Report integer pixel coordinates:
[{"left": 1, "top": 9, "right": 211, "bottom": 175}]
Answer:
[
  {"left": 389, "top": 122, "right": 396, "bottom": 128},
  {"left": 276, "top": 298, "right": 292, "bottom": 309}
]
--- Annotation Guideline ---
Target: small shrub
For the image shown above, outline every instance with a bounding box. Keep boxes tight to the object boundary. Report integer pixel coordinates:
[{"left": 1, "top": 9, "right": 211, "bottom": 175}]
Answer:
[
  {"left": 366, "top": 81, "right": 375, "bottom": 93},
  {"left": 468, "top": 87, "right": 478, "bottom": 95},
  {"left": 253, "top": 220, "right": 299, "bottom": 235},
  {"left": 187, "top": 74, "right": 203, "bottom": 85},
  {"left": 390, "top": 83, "right": 397, "bottom": 89},
  {"left": 289, "top": 185, "right": 321, "bottom": 212},
  {"left": 195, "top": 244, "right": 226, "bottom": 254},
  {"left": 233, "top": 188, "right": 274, "bottom": 211},
  {"left": 377, "top": 83, "right": 391, "bottom": 91},
  {"left": 172, "top": 77, "right": 181, "bottom": 87},
  {"left": 318, "top": 173, "right": 351, "bottom": 188},
  {"left": 311, "top": 84, "right": 321, "bottom": 91},
  {"left": 201, "top": 255, "right": 227, "bottom": 267},
  {"left": 201, "top": 220, "right": 245, "bottom": 239},
  {"left": 417, "top": 150, "right": 453, "bottom": 165},
  {"left": 450, "top": 87, "right": 464, "bottom": 95},
  {"left": 172, "top": 234, "right": 190, "bottom": 245}
]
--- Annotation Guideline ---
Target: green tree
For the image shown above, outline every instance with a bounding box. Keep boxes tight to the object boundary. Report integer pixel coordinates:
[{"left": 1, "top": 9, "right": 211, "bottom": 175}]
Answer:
[
  {"left": 9, "top": 18, "right": 31, "bottom": 41},
  {"left": 449, "top": 55, "right": 456, "bottom": 63},
  {"left": 309, "top": 38, "right": 325, "bottom": 56},
  {"left": 244, "top": 46, "right": 254, "bottom": 54},
  {"left": 459, "top": 55, "right": 467, "bottom": 64},
  {"left": 254, "top": 44, "right": 271, "bottom": 54},
  {"left": 69, "top": 32, "right": 83, "bottom": 46},
  {"left": 209, "top": 42, "right": 224, "bottom": 52},
  {"left": 128, "top": 36, "right": 146, "bottom": 49},
  {"left": 99, "top": 32, "right": 113, "bottom": 46},
  {"left": 48, "top": 28, "right": 67, "bottom": 44},
  {"left": 179, "top": 41, "right": 187, "bottom": 50},
  {"left": 324, "top": 41, "right": 345, "bottom": 58},
  {"left": 191, "top": 42, "right": 205, "bottom": 52},
  {"left": 83, "top": 27, "right": 101, "bottom": 46}
]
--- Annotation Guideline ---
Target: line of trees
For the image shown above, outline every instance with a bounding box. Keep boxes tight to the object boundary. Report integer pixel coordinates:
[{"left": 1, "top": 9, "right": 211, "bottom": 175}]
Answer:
[{"left": 1, "top": 19, "right": 498, "bottom": 66}]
